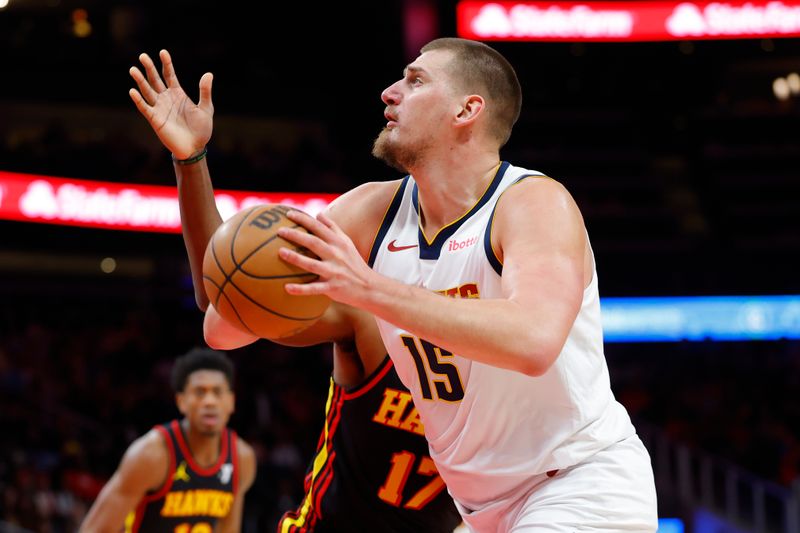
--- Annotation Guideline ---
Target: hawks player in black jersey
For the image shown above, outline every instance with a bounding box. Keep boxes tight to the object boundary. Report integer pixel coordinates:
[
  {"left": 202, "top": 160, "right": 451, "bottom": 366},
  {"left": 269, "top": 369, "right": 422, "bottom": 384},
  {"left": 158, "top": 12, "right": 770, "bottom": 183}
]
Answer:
[
  {"left": 276, "top": 353, "right": 460, "bottom": 533},
  {"left": 128, "top": 50, "right": 462, "bottom": 532},
  {"left": 79, "top": 348, "right": 256, "bottom": 533}
]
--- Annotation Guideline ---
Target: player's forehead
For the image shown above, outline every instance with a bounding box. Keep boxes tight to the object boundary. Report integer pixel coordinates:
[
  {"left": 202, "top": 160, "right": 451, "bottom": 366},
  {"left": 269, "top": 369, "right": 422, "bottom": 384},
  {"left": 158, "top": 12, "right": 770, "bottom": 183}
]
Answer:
[
  {"left": 185, "top": 369, "right": 230, "bottom": 389},
  {"left": 404, "top": 49, "right": 452, "bottom": 78}
]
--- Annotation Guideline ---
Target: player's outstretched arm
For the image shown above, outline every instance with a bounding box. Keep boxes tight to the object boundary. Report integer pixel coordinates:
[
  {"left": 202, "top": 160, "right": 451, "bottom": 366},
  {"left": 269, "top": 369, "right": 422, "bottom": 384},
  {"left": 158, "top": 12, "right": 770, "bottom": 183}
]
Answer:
[
  {"left": 217, "top": 438, "right": 257, "bottom": 533},
  {"left": 79, "top": 430, "right": 169, "bottom": 532},
  {"left": 129, "top": 49, "right": 222, "bottom": 310}
]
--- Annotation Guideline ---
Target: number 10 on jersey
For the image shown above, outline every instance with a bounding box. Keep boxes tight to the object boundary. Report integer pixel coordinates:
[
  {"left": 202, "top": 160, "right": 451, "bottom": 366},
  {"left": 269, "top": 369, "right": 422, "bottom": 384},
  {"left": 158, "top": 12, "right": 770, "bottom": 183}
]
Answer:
[{"left": 401, "top": 335, "right": 465, "bottom": 402}]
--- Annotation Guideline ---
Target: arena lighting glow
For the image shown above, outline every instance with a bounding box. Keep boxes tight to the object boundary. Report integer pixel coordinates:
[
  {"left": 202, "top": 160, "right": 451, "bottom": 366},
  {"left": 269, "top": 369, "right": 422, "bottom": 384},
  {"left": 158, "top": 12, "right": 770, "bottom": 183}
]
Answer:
[
  {"left": 0, "top": 171, "right": 337, "bottom": 233},
  {"left": 656, "top": 518, "right": 685, "bottom": 533},
  {"left": 602, "top": 295, "right": 800, "bottom": 342},
  {"left": 456, "top": 0, "right": 800, "bottom": 42}
]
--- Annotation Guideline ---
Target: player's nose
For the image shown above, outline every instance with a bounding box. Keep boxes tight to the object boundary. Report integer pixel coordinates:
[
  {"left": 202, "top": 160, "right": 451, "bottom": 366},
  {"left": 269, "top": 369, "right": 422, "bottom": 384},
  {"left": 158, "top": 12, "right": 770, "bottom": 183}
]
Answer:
[
  {"left": 201, "top": 392, "right": 219, "bottom": 405},
  {"left": 381, "top": 81, "right": 402, "bottom": 106}
]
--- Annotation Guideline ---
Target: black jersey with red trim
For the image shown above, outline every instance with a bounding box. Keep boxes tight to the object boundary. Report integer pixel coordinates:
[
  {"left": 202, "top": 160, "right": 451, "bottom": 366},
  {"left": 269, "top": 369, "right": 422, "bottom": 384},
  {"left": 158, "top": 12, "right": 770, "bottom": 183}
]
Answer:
[
  {"left": 125, "top": 420, "right": 239, "bottom": 533},
  {"left": 278, "top": 356, "right": 461, "bottom": 533}
]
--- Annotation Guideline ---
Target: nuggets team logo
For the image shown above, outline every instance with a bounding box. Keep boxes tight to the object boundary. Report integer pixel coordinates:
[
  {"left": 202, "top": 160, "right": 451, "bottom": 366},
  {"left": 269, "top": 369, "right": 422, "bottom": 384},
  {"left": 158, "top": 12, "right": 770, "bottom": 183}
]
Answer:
[{"left": 218, "top": 463, "right": 234, "bottom": 484}]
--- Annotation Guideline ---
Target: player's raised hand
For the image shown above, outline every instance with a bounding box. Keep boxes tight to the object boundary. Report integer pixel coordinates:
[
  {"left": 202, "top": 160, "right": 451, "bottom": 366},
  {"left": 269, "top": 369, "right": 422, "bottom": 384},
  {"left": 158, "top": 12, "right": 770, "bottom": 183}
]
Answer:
[{"left": 129, "top": 49, "right": 213, "bottom": 160}]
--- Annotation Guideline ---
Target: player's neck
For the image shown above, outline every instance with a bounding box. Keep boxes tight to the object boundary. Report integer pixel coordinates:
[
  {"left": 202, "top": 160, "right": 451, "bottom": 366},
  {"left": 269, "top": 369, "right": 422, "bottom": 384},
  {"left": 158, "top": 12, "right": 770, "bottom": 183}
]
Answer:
[
  {"left": 180, "top": 419, "right": 222, "bottom": 468},
  {"left": 411, "top": 150, "right": 501, "bottom": 237}
]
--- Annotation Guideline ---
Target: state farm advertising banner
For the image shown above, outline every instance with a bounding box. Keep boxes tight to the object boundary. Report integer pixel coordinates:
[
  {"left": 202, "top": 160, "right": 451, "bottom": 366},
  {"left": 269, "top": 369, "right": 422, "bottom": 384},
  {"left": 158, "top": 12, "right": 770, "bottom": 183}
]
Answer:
[
  {"left": 0, "top": 171, "right": 337, "bottom": 233},
  {"left": 457, "top": 1, "right": 800, "bottom": 41}
]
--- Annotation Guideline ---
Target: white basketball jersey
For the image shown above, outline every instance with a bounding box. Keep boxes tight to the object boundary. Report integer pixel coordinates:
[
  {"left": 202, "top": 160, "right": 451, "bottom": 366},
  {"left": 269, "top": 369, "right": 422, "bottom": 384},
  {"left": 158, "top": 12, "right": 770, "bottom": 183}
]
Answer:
[{"left": 368, "top": 162, "right": 636, "bottom": 514}]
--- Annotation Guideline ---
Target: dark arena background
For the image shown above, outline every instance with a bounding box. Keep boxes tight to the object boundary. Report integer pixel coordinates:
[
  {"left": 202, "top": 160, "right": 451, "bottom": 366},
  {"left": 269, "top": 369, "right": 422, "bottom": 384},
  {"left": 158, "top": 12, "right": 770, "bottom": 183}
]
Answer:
[{"left": 1, "top": 1, "right": 799, "bottom": 532}]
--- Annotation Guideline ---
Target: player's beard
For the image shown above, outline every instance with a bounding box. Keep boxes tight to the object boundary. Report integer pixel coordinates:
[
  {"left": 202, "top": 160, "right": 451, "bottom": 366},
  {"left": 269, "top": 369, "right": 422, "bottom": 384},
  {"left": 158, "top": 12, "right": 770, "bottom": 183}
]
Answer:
[{"left": 372, "top": 127, "right": 430, "bottom": 173}]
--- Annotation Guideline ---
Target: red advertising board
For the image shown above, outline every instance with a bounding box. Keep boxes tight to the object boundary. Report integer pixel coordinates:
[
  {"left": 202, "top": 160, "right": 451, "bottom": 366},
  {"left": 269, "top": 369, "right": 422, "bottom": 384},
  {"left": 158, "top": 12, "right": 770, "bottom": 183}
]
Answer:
[
  {"left": 457, "top": 0, "right": 800, "bottom": 41},
  {"left": 0, "top": 171, "right": 338, "bottom": 233}
]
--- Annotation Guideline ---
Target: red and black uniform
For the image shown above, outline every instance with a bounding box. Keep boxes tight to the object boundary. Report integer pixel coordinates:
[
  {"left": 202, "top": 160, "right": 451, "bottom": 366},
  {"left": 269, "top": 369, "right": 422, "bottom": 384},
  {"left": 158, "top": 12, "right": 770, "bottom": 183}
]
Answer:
[
  {"left": 278, "top": 356, "right": 461, "bottom": 533},
  {"left": 125, "top": 420, "right": 239, "bottom": 533}
]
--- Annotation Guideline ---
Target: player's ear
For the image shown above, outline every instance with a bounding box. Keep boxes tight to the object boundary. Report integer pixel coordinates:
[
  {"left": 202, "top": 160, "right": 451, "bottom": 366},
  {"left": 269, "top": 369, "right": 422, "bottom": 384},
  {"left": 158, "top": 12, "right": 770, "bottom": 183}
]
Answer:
[
  {"left": 175, "top": 392, "right": 187, "bottom": 415},
  {"left": 454, "top": 94, "right": 484, "bottom": 126}
]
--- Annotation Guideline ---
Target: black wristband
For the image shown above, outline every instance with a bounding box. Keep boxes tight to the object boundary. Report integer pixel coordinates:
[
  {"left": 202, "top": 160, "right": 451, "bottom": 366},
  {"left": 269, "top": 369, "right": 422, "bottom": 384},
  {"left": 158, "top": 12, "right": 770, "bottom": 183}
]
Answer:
[{"left": 172, "top": 147, "right": 207, "bottom": 165}]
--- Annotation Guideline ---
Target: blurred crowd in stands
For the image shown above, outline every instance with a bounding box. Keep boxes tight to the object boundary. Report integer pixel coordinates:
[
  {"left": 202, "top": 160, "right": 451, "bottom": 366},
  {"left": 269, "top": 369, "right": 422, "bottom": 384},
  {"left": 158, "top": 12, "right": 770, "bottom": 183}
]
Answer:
[
  {"left": 607, "top": 341, "right": 800, "bottom": 487},
  {"left": 1, "top": 297, "right": 798, "bottom": 532}
]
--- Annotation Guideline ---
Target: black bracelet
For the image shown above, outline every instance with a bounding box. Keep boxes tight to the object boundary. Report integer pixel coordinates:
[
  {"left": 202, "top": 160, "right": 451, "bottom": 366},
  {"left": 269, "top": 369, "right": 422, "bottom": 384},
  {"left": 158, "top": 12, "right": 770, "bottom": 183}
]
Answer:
[{"left": 172, "top": 147, "right": 207, "bottom": 165}]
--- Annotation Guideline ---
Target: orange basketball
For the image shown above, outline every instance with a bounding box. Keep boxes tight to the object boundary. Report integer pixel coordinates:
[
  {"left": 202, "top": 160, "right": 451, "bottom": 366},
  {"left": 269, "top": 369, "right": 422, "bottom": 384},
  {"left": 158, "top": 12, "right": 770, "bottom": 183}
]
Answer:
[{"left": 202, "top": 204, "right": 331, "bottom": 339}]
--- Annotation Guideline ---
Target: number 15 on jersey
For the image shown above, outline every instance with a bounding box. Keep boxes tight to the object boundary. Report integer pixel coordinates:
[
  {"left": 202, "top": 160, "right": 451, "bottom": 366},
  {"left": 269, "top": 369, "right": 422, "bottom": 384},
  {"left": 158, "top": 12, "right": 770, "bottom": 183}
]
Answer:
[{"left": 400, "top": 335, "right": 465, "bottom": 402}]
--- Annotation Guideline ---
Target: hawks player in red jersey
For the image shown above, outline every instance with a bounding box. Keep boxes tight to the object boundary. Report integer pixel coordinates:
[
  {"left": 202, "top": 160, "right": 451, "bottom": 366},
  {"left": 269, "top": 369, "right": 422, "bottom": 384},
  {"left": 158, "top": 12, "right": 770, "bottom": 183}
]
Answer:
[{"left": 80, "top": 348, "right": 256, "bottom": 533}]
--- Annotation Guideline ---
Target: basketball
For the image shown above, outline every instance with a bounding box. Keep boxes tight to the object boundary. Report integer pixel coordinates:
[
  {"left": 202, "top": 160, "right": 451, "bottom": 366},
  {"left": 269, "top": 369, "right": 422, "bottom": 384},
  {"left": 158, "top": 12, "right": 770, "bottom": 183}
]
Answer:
[{"left": 202, "top": 204, "right": 331, "bottom": 339}]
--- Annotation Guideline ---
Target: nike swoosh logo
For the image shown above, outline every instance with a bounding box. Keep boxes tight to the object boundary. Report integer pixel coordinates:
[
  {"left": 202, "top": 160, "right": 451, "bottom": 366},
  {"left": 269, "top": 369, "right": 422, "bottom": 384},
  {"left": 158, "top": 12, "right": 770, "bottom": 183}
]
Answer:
[{"left": 387, "top": 239, "right": 418, "bottom": 252}]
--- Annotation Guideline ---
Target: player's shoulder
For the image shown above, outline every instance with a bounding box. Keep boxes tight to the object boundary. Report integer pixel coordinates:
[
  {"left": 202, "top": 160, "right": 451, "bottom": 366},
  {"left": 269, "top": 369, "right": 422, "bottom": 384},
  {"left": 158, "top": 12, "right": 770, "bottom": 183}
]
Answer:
[
  {"left": 128, "top": 426, "right": 170, "bottom": 457},
  {"left": 325, "top": 179, "right": 404, "bottom": 220},
  {"left": 324, "top": 179, "right": 405, "bottom": 256},
  {"left": 233, "top": 435, "right": 257, "bottom": 489},
  {"left": 115, "top": 427, "right": 171, "bottom": 488},
  {"left": 234, "top": 434, "right": 255, "bottom": 462},
  {"left": 497, "top": 172, "right": 577, "bottom": 214}
]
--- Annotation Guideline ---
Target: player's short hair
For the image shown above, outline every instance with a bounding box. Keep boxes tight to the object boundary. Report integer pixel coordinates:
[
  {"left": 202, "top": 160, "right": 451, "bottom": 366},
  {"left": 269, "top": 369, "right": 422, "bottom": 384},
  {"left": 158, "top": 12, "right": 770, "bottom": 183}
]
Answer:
[
  {"left": 171, "top": 347, "right": 234, "bottom": 392},
  {"left": 421, "top": 37, "right": 522, "bottom": 148}
]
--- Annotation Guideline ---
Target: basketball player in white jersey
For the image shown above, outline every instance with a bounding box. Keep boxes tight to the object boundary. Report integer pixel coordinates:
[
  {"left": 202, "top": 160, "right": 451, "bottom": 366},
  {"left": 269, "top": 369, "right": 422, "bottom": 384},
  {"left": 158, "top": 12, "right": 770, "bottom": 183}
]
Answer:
[{"left": 128, "top": 38, "right": 657, "bottom": 531}]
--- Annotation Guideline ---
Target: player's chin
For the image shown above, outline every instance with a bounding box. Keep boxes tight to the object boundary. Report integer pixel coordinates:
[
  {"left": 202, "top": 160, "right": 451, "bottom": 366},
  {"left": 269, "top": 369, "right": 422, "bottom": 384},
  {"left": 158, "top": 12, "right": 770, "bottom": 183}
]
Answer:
[
  {"left": 198, "top": 424, "right": 224, "bottom": 437},
  {"left": 197, "top": 414, "right": 225, "bottom": 435},
  {"left": 371, "top": 128, "right": 392, "bottom": 155}
]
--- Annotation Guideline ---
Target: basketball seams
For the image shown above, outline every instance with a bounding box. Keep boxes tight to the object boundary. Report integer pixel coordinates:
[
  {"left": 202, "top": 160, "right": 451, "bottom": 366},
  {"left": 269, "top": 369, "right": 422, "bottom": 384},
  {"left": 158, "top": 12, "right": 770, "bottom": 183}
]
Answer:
[
  {"left": 237, "top": 272, "right": 318, "bottom": 281},
  {"left": 238, "top": 226, "right": 313, "bottom": 276},
  {"left": 209, "top": 236, "right": 228, "bottom": 309},
  {"left": 234, "top": 206, "right": 316, "bottom": 278},
  {"left": 201, "top": 273, "right": 258, "bottom": 335},
  {"left": 237, "top": 229, "right": 294, "bottom": 270},
  {"left": 202, "top": 273, "right": 224, "bottom": 309},
  {"left": 233, "top": 206, "right": 319, "bottom": 280},
  {"left": 231, "top": 205, "right": 261, "bottom": 268},
  {"left": 204, "top": 264, "right": 321, "bottom": 334},
  {"left": 214, "top": 208, "right": 321, "bottom": 324},
  {"left": 216, "top": 283, "right": 259, "bottom": 336},
  {"left": 209, "top": 206, "right": 257, "bottom": 301},
  {"left": 203, "top": 203, "right": 331, "bottom": 339},
  {"left": 226, "top": 278, "right": 327, "bottom": 322}
]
